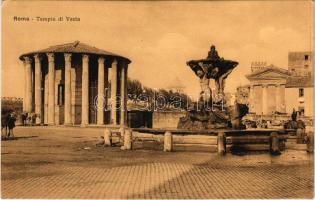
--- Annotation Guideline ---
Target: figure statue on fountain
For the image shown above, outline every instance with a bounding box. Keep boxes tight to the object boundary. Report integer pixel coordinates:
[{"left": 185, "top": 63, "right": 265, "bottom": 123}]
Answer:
[
  {"left": 178, "top": 45, "right": 248, "bottom": 130},
  {"left": 187, "top": 45, "right": 237, "bottom": 103},
  {"left": 207, "top": 45, "right": 221, "bottom": 60}
]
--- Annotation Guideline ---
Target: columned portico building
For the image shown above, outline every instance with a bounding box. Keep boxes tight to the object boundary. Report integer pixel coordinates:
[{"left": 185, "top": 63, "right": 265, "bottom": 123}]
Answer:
[
  {"left": 20, "top": 41, "right": 131, "bottom": 126},
  {"left": 246, "top": 65, "right": 289, "bottom": 115}
]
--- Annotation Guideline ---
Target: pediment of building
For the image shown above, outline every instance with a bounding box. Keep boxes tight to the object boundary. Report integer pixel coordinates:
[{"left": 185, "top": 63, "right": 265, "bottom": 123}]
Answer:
[{"left": 246, "top": 67, "right": 289, "bottom": 80}]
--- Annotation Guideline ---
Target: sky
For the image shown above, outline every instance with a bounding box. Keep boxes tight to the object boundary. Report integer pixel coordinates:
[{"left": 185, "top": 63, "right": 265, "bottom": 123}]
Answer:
[{"left": 2, "top": 0, "right": 313, "bottom": 99}]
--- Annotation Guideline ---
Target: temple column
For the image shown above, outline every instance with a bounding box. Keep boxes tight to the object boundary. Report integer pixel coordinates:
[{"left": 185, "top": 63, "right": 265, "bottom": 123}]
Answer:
[
  {"left": 249, "top": 85, "right": 254, "bottom": 113},
  {"left": 120, "top": 63, "right": 127, "bottom": 126},
  {"left": 124, "top": 64, "right": 128, "bottom": 125},
  {"left": 97, "top": 57, "right": 105, "bottom": 125},
  {"left": 24, "top": 57, "right": 32, "bottom": 113},
  {"left": 262, "top": 84, "right": 268, "bottom": 115},
  {"left": 47, "top": 53, "right": 55, "bottom": 125},
  {"left": 71, "top": 67, "right": 76, "bottom": 125},
  {"left": 34, "top": 54, "right": 42, "bottom": 124},
  {"left": 64, "top": 53, "right": 72, "bottom": 125},
  {"left": 279, "top": 84, "right": 286, "bottom": 113},
  {"left": 110, "top": 59, "right": 118, "bottom": 125},
  {"left": 81, "top": 54, "right": 89, "bottom": 126},
  {"left": 44, "top": 75, "right": 48, "bottom": 124},
  {"left": 23, "top": 61, "right": 26, "bottom": 112},
  {"left": 275, "top": 85, "right": 280, "bottom": 112},
  {"left": 104, "top": 67, "right": 109, "bottom": 112}
]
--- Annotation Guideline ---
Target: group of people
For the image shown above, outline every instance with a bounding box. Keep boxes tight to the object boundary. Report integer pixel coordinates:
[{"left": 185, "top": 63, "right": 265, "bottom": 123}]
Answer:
[
  {"left": 21, "top": 112, "right": 37, "bottom": 126},
  {"left": 1, "top": 111, "right": 16, "bottom": 140},
  {"left": 1, "top": 111, "right": 38, "bottom": 140}
]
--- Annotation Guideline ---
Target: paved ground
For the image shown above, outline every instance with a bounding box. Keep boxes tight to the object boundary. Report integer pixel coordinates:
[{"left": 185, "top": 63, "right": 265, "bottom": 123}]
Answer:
[{"left": 1, "top": 126, "right": 314, "bottom": 199}]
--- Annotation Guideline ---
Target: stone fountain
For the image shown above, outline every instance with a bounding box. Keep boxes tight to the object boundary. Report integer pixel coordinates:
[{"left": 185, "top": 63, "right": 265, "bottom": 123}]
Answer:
[{"left": 177, "top": 45, "right": 248, "bottom": 130}]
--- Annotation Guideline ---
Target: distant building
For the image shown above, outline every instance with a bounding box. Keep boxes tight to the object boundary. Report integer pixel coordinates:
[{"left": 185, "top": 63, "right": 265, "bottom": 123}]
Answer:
[
  {"left": 287, "top": 51, "right": 313, "bottom": 117},
  {"left": 285, "top": 76, "right": 313, "bottom": 117},
  {"left": 246, "top": 52, "right": 313, "bottom": 118},
  {"left": 246, "top": 64, "right": 289, "bottom": 115},
  {"left": 288, "top": 51, "right": 313, "bottom": 77},
  {"left": 235, "top": 85, "right": 250, "bottom": 105},
  {"left": 251, "top": 61, "right": 267, "bottom": 72}
]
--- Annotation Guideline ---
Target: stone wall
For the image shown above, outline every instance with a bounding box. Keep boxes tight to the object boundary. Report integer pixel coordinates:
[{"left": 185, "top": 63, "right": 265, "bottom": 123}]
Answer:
[
  {"left": 153, "top": 111, "right": 186, "bottom": 129},
  {"left": 127, "top": 111, "right": 152, "bottom": 128}
]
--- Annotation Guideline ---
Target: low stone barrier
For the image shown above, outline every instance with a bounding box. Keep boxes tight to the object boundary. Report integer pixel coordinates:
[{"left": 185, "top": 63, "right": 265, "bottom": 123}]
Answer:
[
  {"left": 307, "top": 131, "right": 314, "bottom": 153},
  {"left": 270, "top": 132, "right": 280, "bottom": 155},
  {"left": 123, "top": 128, "right": 133, "bottom": 150},
  {"left": 164, "top": 131, "right": 173, "bottom": 152},
  {"left": 296, "top": 128, "right": 306, "bottom": 144},
  {"left": 104, "top": 128, "right": 112, "bottom": 146},
  {"left": 217, "top": 132, "right": 226, "bottom": 155},
  {"left": 103, "top": 128, "right": 292, "bottom": 155}
]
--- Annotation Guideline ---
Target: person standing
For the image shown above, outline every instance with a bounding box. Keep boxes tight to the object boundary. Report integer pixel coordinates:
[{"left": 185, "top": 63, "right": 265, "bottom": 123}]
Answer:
[
  {"left": 21, "top": 112, "right": 27, "bottom": 126},
  {"left": 291, "top": 108, "right": 297, "bottom": 122},
  {"left": 7, "top": 113, "right": 16, "bottom": 139}
]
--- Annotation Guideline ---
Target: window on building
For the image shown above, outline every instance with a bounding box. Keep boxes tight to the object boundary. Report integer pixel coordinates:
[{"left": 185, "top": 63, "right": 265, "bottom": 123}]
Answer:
[
  {"left": 58, "top": 84, "right": 65, "bottom": 105},
  {"left": 298, "top": 106, "right": 305, "bottom": 116},
  {"left": 305, "top": 55, "right": 309, "bottom": 60},
  {"left": 299, "top": 88, "right": 304, "bottom": 97},
  {"left": 304, "top": 55, "right": 308, "bottom": 60}
]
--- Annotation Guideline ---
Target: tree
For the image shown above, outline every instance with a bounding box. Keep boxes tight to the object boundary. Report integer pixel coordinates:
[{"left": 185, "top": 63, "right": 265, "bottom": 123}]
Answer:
[
  {"left": 126, "top": 78, "right": 192, "bottom": 111},
  {"left": 127, "top": 78, "right": 143, "bottom": 101}
]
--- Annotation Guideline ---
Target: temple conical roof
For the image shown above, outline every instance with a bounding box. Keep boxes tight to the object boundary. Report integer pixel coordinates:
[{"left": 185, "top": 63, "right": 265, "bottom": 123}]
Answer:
[{"left": 19, "top": 41, "right": 131, "bottom": 63}]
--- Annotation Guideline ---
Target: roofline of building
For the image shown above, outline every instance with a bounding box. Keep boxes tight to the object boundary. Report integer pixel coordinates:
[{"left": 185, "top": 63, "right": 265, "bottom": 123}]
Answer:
[
  {"left": 245, "top": 65, "right": 289, "bottom": 79},
  {"left": 19, "top": 51, "right": 131, "bottom": 64},
  {"left": 19, "top": 41, "right": 131, "bottom": 64},
  {"left": 285, "top": 85, "right": 314, "bottom": 88}
]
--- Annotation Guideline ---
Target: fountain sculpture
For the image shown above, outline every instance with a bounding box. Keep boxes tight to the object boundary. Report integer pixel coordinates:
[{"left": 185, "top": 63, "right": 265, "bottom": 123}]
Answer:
[{"left": 177, "top": 45, "right": 248, "bottom": 130}]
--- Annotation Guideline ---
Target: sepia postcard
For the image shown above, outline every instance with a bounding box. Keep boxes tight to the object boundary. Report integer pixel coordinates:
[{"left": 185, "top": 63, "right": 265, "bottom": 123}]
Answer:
[{"left": 1, "top": 0, "right": 314, "bottom": 199}]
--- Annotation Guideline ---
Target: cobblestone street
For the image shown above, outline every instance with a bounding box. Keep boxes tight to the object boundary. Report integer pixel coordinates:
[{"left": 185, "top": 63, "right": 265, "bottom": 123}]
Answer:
[{"left": 1, "top": 127, "right": 314, "bottom": 199}]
